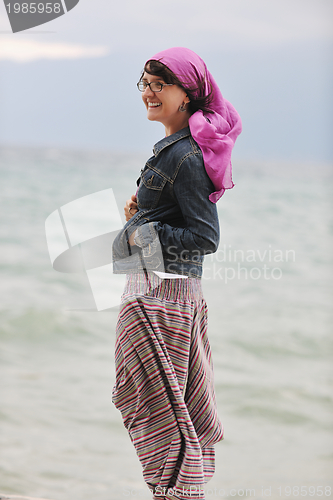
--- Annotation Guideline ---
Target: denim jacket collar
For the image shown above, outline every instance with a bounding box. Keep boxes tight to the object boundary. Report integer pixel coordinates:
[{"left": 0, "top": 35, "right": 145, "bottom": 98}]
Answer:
[{"left": 153, "top": 127, "right": 191, "bottom": 157}]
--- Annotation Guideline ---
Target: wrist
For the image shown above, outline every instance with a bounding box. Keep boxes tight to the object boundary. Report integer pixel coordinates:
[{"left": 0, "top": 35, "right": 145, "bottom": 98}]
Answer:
[{"left": 133, "top": 229, "right": 141, "bottom": 247}]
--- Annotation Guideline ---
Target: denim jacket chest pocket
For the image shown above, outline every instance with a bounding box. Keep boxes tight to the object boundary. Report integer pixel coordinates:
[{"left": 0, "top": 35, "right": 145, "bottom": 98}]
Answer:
[{"left": 137, "top": 166, "right": 167, "bottom": 209}]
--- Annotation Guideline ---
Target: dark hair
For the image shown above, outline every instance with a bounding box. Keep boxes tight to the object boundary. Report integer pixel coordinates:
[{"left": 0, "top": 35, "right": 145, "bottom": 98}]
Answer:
[{"left": 139, "top": 60, "right": 214, "bottom": 115}]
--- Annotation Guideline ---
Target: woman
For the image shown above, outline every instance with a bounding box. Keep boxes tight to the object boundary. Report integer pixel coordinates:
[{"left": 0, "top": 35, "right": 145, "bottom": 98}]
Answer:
[{"left": 112, "top": 47, "right": 242, "bottom": 500}]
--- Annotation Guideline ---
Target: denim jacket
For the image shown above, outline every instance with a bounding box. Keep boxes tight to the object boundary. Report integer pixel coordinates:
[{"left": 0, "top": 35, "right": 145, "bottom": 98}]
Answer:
[{"left": 112, "top": 127, "right": 220, "bottom": 278}]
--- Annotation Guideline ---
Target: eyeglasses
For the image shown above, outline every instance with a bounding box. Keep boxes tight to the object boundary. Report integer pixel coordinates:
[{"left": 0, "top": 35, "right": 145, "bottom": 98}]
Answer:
[{"left": 137, "top": 81, "right": 174, "bottom": 92}]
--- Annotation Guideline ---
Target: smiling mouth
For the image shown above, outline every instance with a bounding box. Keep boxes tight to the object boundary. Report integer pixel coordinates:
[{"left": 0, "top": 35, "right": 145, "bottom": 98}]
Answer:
[{"left": 148, "top": 102, "right": 162, "bottom": 108}]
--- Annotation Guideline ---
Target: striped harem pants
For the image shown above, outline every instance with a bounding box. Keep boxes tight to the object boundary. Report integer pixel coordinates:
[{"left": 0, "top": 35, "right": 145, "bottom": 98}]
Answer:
[{"left": 112, "top": 273, "right": 223, "bottom": 500}]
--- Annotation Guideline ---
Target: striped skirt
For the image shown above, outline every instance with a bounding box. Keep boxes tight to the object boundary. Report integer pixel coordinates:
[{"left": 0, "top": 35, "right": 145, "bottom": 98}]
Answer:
[{"left": 112, "top": 273, "right": 223, "bottom": 500}]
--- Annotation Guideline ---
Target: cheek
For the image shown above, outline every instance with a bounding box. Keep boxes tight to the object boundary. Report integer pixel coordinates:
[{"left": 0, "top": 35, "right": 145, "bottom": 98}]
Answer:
[{"left": 166, "top": 90, "right": 186, "bottom": 111}]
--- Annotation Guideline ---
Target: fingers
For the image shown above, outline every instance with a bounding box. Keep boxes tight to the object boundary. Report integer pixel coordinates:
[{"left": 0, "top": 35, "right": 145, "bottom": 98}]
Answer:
[{"left": 124, "top": 195, "right": 138, "bottom": 221}]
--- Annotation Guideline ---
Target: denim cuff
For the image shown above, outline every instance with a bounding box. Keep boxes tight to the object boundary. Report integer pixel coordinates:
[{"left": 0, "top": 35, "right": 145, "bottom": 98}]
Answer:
[{"left": 135, "top": 222, "right": 160, "bottom": 258}]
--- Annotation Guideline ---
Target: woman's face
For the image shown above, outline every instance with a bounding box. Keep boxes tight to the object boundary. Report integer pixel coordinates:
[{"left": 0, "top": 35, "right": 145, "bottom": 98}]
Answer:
[{"left": 141, "top": 72, "right": 189, "bottom": 135}]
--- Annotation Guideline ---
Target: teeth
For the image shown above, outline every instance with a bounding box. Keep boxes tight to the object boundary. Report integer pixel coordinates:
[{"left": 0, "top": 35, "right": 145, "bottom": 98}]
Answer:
[{"left": 148, "top": 102, "right": 162, "bottom": 107}]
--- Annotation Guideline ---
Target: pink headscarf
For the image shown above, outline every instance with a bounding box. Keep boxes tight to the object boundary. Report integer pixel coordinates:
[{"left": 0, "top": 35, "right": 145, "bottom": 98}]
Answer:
[{"left": 146, "top": 47, "right": 242, "bottom": 203}]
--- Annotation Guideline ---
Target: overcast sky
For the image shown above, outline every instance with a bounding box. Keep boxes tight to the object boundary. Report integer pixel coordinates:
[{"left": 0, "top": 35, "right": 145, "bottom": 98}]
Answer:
[{"left": 0, "top": 0, "right": 332, "bottom": 161}]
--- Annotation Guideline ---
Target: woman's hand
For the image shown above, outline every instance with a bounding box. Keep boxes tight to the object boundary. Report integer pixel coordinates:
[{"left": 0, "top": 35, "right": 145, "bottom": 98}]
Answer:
[{"left": 124, "top": 194, "right": 138, "bottom": 222}]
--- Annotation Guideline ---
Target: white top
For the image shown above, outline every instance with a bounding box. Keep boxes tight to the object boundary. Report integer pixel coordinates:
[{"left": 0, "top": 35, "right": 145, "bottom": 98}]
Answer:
[{"left": 153, "top": 271, "right": 188, "bottom": 279}]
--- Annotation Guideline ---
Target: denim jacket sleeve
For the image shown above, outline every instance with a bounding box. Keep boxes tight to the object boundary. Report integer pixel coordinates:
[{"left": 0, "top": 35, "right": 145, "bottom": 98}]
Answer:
[{"left": 135, "top": 153, "right": 220, "bottom": 258}]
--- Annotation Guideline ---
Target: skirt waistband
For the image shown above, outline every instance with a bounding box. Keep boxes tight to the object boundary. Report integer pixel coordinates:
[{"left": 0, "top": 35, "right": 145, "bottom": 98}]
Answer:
[{"left": 121, "top": 272, "right": 204, "bottom": 303}]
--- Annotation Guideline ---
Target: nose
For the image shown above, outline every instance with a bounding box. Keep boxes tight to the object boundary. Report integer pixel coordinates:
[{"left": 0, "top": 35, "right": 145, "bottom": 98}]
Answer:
[{"left": 143, "top": 84, "right": 155, "bottom": 96}]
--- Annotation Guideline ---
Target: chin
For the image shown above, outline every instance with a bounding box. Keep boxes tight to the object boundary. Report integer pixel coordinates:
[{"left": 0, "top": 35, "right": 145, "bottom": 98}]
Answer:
[{"left": 147, "top": 113, "right": 157, "bottom": 122}]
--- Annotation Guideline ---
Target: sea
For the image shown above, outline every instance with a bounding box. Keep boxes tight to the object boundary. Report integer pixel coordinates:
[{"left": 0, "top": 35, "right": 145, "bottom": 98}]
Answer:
[{"left": 0, "top": 146, "right": 332, "bottom": 500}]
